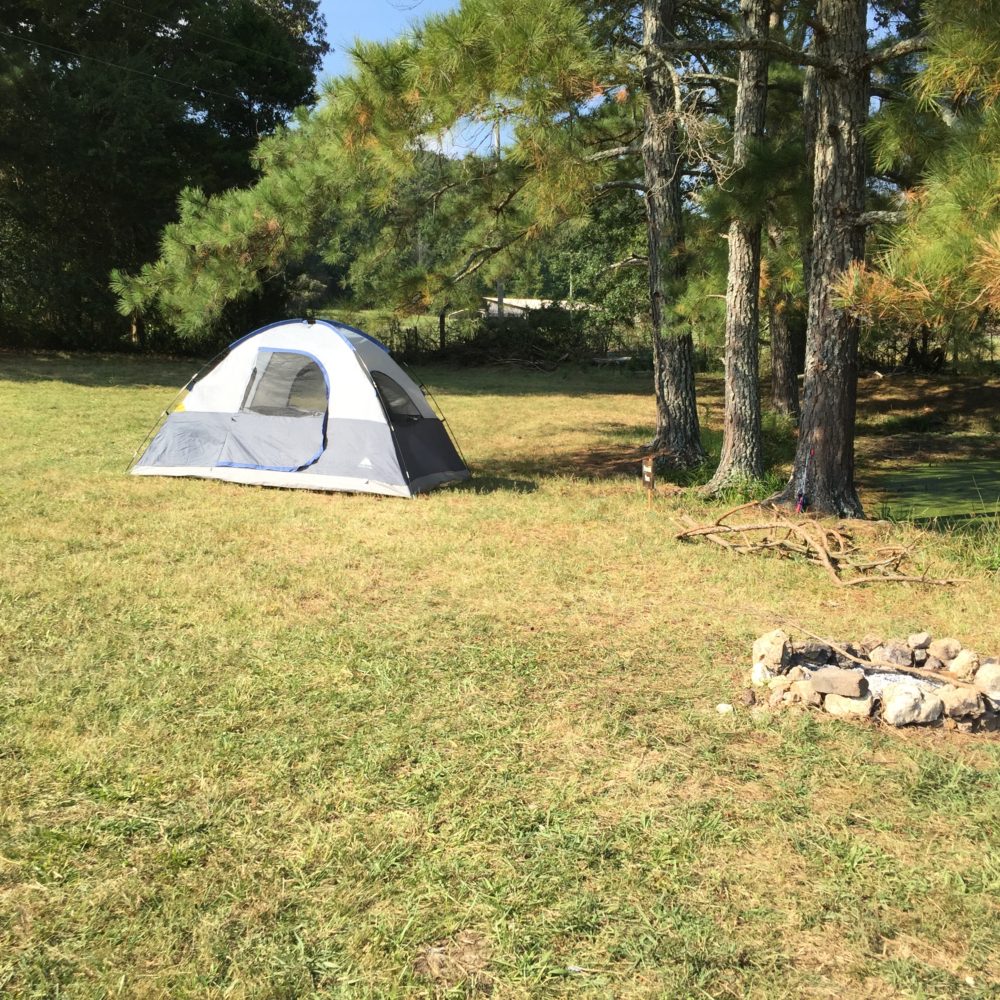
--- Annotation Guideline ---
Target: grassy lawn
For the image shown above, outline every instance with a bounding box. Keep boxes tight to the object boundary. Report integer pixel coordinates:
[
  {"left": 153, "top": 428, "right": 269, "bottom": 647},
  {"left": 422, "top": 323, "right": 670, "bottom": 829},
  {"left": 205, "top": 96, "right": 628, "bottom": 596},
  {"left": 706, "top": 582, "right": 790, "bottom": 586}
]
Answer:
[{"left": 1, "top": 353, "right": 998, "bottom": 998}]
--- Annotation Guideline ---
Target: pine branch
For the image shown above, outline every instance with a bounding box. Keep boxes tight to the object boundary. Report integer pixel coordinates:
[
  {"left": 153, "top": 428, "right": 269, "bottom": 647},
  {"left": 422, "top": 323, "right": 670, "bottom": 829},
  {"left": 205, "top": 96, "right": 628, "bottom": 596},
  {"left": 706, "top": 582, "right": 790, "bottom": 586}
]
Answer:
[
  {"left": 600, "top": 255, "right": 648, "bottom": 273},
  {"left": 647, "top": 38, "right": 833, "bottom": 70},
  {"left": 585, "top": 143, "right": 641, "bottom": 162},
  {"left": 649, "top": 32, "right": 927, "bottom": 72},
  {"left": 865, "top": 34, "right": 929, "bottom": 67},
  {"left": 449, "top": 231, "right": 528, "bottom": 283},
  {"left": 858, "top": 210, "right": 907, "bottom": 226},
  {"left": 596, "top": 180, "right": 647, "bottom": 193}
]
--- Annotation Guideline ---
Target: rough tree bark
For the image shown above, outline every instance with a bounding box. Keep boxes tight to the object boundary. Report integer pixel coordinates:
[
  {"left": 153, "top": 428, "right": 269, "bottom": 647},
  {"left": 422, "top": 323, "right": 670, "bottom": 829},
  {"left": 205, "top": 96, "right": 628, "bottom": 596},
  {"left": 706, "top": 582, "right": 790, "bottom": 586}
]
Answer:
[
  {"left": 642, "top": 0, "right": 706, "bottom": 467},
  {"left": 800, "top": 61, "right": 818, "bottom": 304},
  {"left": 766, "top": 222, "right": 801, "bottom": 418},
  {"left": 704, "top": 0, "right": 770, "bottom": 492},
  {"left": 771, "top": 0, "right": 867, "bottom": 517}
]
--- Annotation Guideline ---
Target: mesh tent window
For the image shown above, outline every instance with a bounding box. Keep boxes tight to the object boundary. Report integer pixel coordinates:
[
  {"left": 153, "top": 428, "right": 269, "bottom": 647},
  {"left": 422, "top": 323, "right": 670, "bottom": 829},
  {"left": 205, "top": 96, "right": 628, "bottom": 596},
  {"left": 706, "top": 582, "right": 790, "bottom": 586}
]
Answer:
[
  {"left": 241, "top": 351, "right": 327, "bottom": 416},
  {"left": 371, "top": 371, "right": 421, "bottom": 423}
]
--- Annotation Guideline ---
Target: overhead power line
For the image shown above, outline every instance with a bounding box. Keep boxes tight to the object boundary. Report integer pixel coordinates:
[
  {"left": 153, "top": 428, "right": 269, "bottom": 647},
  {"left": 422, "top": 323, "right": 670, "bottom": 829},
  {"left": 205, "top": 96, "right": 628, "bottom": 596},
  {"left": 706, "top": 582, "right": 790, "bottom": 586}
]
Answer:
[{"left": 0, "top": 27, "right": 257, "bottom": 107}]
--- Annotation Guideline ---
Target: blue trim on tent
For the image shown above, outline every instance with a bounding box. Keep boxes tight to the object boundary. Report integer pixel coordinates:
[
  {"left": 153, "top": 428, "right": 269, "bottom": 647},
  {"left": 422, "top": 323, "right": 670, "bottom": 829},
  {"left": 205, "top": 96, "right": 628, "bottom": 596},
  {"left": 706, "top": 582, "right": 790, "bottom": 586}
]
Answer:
[
  {"left": 321, "top": 319, "right": 391, "bottom": 353},
  {"left": 214, "top": 348, "right": 330, "bottom": 473},
  {"left": 223, "top": 317, "right": 390, "bottom": 356},
  {"left": 224, "top": 317, "right": 304, "bottom": 353}
]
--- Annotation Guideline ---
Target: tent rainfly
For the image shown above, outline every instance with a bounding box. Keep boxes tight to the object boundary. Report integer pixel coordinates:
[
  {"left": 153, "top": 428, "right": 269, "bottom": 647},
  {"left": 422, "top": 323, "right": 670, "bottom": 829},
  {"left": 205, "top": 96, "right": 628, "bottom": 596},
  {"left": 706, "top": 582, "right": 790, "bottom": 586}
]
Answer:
[{"left": 131, "top": 319, "right": 469, "bottom": 497}]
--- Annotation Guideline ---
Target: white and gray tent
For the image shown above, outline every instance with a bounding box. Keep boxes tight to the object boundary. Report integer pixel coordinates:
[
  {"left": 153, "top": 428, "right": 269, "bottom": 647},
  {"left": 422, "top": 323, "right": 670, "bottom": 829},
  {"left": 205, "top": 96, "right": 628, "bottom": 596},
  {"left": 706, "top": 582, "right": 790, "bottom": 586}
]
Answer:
[{"left": 132, "top": 319, "right": 469, "bottom": 497}]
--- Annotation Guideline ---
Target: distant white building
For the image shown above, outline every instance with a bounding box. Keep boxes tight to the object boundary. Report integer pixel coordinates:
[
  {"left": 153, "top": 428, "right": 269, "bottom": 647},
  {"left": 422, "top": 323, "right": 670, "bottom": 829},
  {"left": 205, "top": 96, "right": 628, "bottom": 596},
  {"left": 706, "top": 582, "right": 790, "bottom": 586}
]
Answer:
[{"left": 483, "top": 297, "right": 589, "bottom": 317}]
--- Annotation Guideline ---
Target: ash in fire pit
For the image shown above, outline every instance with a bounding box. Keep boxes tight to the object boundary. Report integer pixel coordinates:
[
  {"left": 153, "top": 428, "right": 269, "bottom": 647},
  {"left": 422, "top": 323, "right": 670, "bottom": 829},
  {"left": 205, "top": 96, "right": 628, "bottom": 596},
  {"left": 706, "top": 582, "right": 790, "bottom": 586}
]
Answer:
[{"left": 749, "top": 629, "right": 1000, "bottom": 733}]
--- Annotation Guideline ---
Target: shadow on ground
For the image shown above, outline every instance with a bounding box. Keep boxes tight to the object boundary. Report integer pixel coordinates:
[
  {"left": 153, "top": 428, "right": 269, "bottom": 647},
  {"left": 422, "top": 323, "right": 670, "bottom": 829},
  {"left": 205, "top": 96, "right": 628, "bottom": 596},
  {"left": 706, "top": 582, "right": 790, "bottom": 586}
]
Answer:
[
  {"left": 1, "top": 351, "right": 194, "bottom": 390},
  {"left": 452, "top": 475, "right": 538, "bottom": 495}
]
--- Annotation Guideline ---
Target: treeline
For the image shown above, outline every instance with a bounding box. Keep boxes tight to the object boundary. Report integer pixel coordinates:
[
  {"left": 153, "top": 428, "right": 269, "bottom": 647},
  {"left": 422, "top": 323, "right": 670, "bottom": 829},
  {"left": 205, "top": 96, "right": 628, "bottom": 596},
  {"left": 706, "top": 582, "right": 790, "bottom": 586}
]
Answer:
[{"left": 0, "top": 0, "right": 327, "bottom": 349}]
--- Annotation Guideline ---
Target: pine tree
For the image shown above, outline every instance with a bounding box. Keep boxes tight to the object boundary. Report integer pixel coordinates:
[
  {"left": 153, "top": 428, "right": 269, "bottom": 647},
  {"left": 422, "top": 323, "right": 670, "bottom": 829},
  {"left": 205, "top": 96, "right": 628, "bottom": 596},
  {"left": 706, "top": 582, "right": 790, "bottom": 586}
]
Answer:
[
  {"left": 704, "top": 0, "right": 770, "bottom": 492},
  {"left": 843, "top": 0, "right": 1000, "bottom": 366},
  {"left": 0, "top": 0, "right": 327, "bottom": 348},
  {"left": 641, "top": 0, "right": 705, "bottom": 466}
]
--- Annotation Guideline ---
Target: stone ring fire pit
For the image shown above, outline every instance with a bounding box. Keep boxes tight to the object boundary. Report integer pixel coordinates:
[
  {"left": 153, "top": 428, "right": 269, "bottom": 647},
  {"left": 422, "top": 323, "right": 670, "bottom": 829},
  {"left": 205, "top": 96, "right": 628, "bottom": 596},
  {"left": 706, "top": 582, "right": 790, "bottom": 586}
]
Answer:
[{"left": 750, "top": 630, "right": 1000, "bottom": 734}]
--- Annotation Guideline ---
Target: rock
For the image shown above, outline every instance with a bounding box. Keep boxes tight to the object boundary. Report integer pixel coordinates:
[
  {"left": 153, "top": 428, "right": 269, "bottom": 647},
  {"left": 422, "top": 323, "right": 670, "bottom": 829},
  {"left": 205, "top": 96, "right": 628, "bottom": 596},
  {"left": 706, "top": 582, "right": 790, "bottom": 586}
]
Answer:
[
  {"left": 913, "top": 648, "right": 928, "bottom": 668},
  {"left": 810, "top": 667, "right": 869, "bottom": 699},
  {"left": 832, "top": 642, "right": 865, "bottom": 668},
  {"left": 786, "top": 665, "right": 810, "bottom": 682},
  {"left": 753, "top": 629, "right": 792, "bottom": 675},
  {"left": 916, "top": 690, "right": 944, "bottom": 724},
  {"left": 768, "top": 676, "right": 792, "bottom": 692},
  {"left": 789, "top": 680, "right": 823, "bottom": 708},
  {"left": 859, "top": 634, "right": 883, "bottom": 655},
  {"left": 716, "top": 703, "right": 734, "bottom": 715},
  {"left": 751, "top": 661, "right": 774, "bottom": 687},
  {"left": 907, "top": 631, "right": 932, "bottom": 650},
  {"left": 881, "top": 641, "right": 915, "bottom": 668},
  {"left": 947, "top": 649, "right": 979, "bottom": 681},
  {"left": 768, "top": 683, "right": 792, "bottom": 708},
  {"left": 824, "top": 692, "right": 874, "bottom": 718},
  {"left": 938, "top": 684, "right": 984, "bottom": 720},
  {"left": 882, "top": 683, "right": 944, "bottom": 726},
  {"left": 928, "top": 637, "right": 961, "bottom": 663},
  {"left": 977, "top": 709, "right": 1000, "bottom": 732},
  {"left": 739, "top": 688, "right": 757, "bottom": 707},
  {"left": 881, "top": 683, "right": 923, "bottom": 726},
  {"left": 790, "top": 640, "right": 833, "bottom": 666},
  {"left": 924, "top": 655, "right": 946, "bottom": 672},
  {"left": 974, "top": 661, "right": 1000, "bottom": 702}
]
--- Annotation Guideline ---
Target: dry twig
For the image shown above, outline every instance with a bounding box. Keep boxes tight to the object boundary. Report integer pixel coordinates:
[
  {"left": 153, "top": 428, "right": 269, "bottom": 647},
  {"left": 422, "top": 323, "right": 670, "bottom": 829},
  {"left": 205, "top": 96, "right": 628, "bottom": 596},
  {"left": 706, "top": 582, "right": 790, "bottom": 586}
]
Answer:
[{"left": 676, "top": 504, "right": 964, "bottom": 588}]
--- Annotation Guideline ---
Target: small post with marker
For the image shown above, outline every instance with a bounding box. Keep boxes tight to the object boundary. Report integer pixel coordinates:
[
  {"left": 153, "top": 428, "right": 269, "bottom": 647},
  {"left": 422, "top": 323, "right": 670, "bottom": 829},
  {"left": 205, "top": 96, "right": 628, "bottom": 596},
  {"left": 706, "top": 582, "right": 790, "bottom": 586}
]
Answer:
[{"left": 642, "top": 455, "right": 655, "bottom": 506}]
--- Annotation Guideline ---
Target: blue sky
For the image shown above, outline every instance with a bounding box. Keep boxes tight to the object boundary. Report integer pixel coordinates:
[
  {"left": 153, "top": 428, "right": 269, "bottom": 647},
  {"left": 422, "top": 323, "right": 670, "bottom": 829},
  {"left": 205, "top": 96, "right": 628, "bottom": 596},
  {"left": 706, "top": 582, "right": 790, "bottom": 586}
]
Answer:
[{"left": 318, "top": 0, "right": 459, "bottom": 82}]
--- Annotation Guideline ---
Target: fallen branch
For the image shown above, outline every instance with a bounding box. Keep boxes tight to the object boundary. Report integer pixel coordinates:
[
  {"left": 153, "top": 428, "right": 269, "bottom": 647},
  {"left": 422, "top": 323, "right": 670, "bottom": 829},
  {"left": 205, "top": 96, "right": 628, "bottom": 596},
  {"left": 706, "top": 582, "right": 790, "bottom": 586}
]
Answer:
[{"left": 676, "top": 504, "right": 963, "bottom": 588}]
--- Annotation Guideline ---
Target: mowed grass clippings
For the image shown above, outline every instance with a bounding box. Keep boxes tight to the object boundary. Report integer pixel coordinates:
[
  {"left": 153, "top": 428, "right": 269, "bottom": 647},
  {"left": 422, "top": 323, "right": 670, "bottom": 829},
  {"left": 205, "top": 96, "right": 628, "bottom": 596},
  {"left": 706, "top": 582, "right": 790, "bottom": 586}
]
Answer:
[{"left": 0, "top": 352, "right": 998, "bottom": 999}]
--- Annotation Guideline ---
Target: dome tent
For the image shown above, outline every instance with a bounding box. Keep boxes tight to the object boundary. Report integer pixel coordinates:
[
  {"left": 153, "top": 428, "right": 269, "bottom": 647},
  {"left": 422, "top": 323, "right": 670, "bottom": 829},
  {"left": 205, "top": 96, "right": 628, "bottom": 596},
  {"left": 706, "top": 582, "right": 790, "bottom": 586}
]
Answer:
[{"left": 132, "top": 319, "right": 469, "bottom": 497}]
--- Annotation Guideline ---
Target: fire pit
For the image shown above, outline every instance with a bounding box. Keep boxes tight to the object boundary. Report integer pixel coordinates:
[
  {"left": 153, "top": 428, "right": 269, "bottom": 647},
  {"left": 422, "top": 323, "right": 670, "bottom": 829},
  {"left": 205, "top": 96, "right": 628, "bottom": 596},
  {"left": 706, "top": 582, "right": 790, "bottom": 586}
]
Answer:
[{"left": 749, "top": 630, "right": 1000, "bottom": 733}]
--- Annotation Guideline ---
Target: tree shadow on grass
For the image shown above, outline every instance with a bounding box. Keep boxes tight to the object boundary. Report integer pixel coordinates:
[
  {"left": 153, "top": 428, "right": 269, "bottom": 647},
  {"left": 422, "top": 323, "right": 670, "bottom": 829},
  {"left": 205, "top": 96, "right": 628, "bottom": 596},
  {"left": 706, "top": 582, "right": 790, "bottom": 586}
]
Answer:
[
  {"left": 413, "top": 363, "right": 655, "bottom": 398},
  {"left": 0, "top": 351, "right": 192, "bottom": 390},
  {"left": 856, "top": 374, "right": 1000, "bottom": 421},
  {"left": 462, "top": 413, "right": 799, "bottom": 489},
  {"left": 451, "top": 475, "right": 538, "bottom": 494}
]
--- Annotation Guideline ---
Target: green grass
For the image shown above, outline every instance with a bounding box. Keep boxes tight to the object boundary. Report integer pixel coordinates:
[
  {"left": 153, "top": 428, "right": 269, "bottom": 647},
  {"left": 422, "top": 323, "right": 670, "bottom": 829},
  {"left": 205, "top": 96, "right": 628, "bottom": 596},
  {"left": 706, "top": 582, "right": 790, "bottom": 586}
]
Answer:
[{"left": 1, "top": 353, "right": 999, "bottom": 998}]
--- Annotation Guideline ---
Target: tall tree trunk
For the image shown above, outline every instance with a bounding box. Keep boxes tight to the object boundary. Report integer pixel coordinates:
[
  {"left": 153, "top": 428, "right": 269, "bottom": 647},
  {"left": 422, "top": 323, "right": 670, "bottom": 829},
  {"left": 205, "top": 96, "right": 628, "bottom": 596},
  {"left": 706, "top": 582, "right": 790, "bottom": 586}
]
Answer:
[
  {"left": 772, "top": 0, "right": 867, "bottom": 517},
  {"left": 705, "top": 0, "right": 770, "bottom": 492},
  {"left": 800, "top": 62, "right": 818, "bottom": 304},
  {"left": 642, "top": 0, "right": 705, "bottom": 467},
  {"left": 768, "top": 288, "right": 800, "bottom": 417},
  {"left": 766, "top": 223, "right": 800, "bottom": 417}
]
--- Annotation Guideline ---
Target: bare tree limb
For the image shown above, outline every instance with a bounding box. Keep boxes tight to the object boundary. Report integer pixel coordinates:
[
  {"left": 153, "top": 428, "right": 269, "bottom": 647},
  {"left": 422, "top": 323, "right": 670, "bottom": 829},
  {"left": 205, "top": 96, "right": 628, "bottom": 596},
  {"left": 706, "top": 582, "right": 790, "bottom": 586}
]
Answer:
[
  {"left": 600, "top": 255, "right": 649, "bottom": 274},
  {"left": 585, "top": 143, "right": 641, "bottom": 162},
  {"left": 596, "top": 179, "right": 647, "bottom": 193},
  {"left": 865, "top": 34, "right": 929, "bottom": 67},
  {"left": 858, "top": 209, "right": 907, "bottom": 226},
  {"left": 647, "top": 38, "right": 834, "bottom": 70}
]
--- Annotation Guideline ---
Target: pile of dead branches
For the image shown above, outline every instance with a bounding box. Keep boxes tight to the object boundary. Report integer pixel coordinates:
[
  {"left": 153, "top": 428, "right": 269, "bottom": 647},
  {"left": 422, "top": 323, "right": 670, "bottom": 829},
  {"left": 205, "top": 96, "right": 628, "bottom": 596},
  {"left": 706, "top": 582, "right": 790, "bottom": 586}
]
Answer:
[{"left": 675, "top": 503, "right": 963, "bottom": 587}]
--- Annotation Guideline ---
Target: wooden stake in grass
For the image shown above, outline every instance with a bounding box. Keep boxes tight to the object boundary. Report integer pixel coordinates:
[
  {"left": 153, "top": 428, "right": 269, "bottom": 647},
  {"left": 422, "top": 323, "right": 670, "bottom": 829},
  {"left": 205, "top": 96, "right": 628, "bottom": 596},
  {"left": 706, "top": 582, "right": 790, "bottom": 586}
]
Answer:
[{"left": 642, "top": 455, "right": 655, "bottom": 506}]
